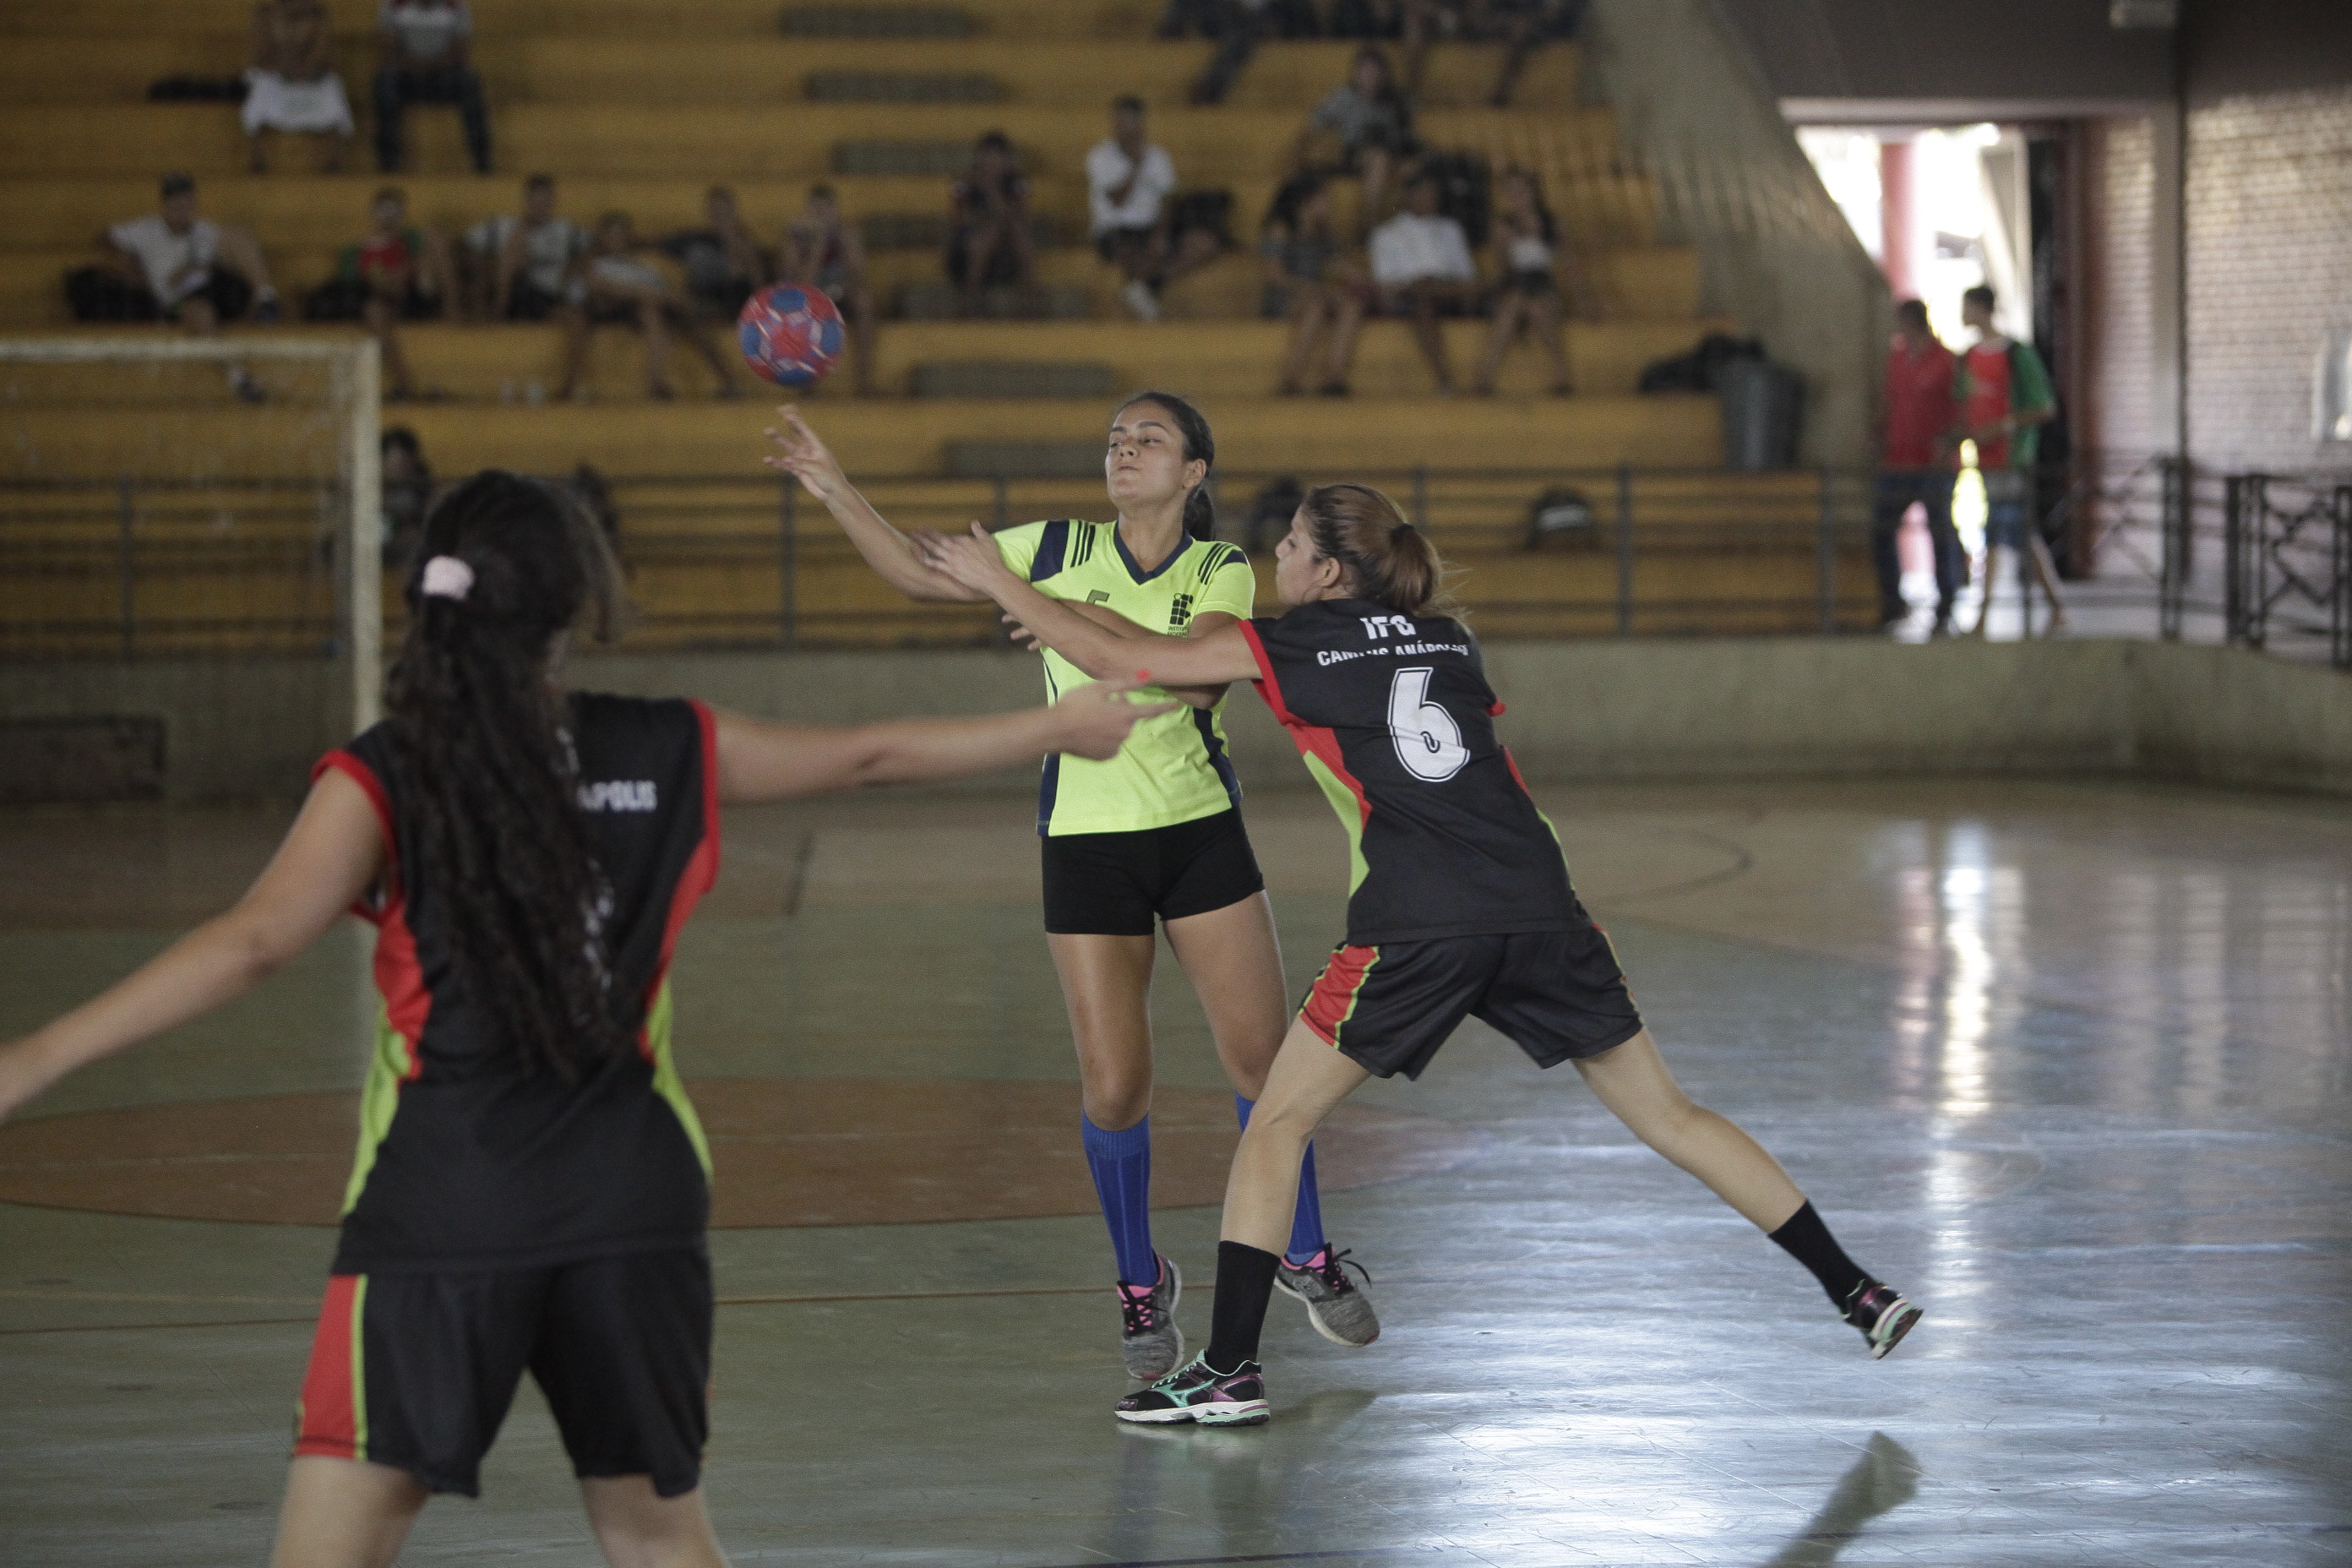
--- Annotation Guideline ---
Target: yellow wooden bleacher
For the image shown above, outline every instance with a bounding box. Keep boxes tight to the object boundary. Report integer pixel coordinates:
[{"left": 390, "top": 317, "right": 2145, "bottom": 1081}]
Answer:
[{"left": 0, "top": 0, "right": 1870, "bottom": 648}]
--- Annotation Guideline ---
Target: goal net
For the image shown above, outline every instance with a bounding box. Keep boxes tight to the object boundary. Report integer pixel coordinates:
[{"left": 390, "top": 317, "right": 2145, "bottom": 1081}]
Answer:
[{"left": 0, "top": 335, "right": 380, "bottom": 803}]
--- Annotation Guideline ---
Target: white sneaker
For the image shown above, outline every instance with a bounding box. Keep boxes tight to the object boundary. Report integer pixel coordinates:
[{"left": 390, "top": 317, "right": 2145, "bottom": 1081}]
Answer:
[{"left": 1121, "top": 278, "right": 1162, "bottom": 322}]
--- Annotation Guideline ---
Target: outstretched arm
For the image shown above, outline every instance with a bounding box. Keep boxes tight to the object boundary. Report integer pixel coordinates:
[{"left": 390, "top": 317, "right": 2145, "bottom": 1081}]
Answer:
[
  {"left": 0, "top": 770, "right": 385, "bottom": 1123},
  {"left": 921, "top": 525, "right": 1261, "bottom": 689},
  {"left": 712, "top": 679, "right": 1175, "bottom": 804},
  {"left": 760, "top": 406, "right": 988, "bottom": 602}
]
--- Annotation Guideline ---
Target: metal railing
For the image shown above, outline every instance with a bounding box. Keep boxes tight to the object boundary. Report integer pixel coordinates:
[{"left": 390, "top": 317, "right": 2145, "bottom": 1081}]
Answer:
[{"left": 7, "top": 460, "right": 2349, "bottom": 665}]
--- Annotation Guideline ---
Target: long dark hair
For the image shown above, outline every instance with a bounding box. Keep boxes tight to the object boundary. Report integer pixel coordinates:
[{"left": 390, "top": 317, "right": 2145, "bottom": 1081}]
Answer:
[
  {"left": 382, "top": 471, "right": 630, "bottom": 1079},
  {"left": 1301, "top": 482, "right": 1451, "bottom": 615},
  {"left": 1114, "top": 389, "right": 1218, "bottom": 540}
]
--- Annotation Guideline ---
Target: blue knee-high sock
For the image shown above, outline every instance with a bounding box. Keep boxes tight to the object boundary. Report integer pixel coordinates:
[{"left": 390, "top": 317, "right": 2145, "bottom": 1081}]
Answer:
[
  {"left": 1081, "top": 1113, "right": 1158, "bottom": 1287},
  {"left": 1236, "top": 1094, "right": 1327, "bottom": 1266}
]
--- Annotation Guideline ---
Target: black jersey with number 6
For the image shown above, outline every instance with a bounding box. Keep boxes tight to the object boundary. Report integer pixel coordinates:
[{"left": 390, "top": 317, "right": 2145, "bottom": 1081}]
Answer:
[{"left": 1241, "top": 600, "right": 1576, "bottom": 944}]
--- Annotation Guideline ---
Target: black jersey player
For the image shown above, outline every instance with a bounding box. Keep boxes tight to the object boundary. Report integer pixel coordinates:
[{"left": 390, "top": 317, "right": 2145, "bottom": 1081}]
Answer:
[
  {"left": 0, "top": 472, "right": 1166, "bottom": 1565},
  {"left": 919, "top": 482, "right": 1923, "bottom": 1428}
]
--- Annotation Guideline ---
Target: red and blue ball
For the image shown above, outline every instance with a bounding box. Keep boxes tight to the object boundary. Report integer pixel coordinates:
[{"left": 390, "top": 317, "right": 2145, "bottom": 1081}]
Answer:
[{"left": 736, "top": 284, "right": 845, "bottom": 387}]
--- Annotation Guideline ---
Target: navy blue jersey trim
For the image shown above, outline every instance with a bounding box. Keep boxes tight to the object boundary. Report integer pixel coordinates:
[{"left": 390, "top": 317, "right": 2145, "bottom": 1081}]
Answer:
[
  {"left": 1194, "top": 543, "right": 1240, "bottom": 586},
  {"left": 1029, "top": 520, "right": 1072, "bottom": 583},
  {"left": 1192, "top": 707, "right": 1244, "bottom": 812},
  {"left": 1036, "top": 754, "right": 1062, "bottom": 836},
  {"left": 1115, "top": 527, "right": 1188, "bottom": 585},
  {"left": 1070, "top": 521, "right": 1098, "bottom": 568}
]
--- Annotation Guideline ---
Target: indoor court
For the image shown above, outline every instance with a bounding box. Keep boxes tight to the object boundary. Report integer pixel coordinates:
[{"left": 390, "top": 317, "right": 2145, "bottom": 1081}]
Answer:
[
  {"left": 5, "top": 776, "right": 2348, "bottom": 1565},
  {"left": 4, "top": 0, "right": 2350, "bottom": 1561}
]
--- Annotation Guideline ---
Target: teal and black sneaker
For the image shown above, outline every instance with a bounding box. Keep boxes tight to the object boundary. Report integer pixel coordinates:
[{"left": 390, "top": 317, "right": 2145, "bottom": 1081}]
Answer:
[
  {"left": 1843, "top": 1279, "right": 1922, "bottom": 1359},
  {"left": 1113, "top": 1353, "right": 1270, "bottom": 1427}
]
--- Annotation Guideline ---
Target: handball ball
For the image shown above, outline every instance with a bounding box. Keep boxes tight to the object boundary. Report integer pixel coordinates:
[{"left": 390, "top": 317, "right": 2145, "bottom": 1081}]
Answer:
[{"left": 737, "top": 284, "right": 844, "bottom": 387}]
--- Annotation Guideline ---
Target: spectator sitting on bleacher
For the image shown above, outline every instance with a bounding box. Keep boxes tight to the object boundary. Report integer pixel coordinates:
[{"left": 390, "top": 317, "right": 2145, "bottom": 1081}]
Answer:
[
  {"left": 1260, "top": 173, "right": 1366, "bottom": 397},
  {"left": 1469, "top": 166, "right": 1582, "bottom": 396},
  {"left": 1295, "top": 47, "right": 1413, "bottom": 239},
  {"left": 308, "top": 188, "right": 451, "bottom": 401},
  {"left": 244, "top": 0, "right": 353, "bottom": 174},
  {"left": 661, "top": 185, "right": 768, "bottom": 321},
  {"left": 781, "top": 185, "right": 877, "bottom": 397},
  {"left": 1087, "top": 95, "right": 1221, "bottom": 322},
  {"left": 1401, "top": 0, "right": 1582, "bottom": 103},
  {"left": 1369, "top": 168, "right": 1476, "bottom": 393},
  {"left": 466, "top": 173, "right": 585, "bottom": 322},
  {"left": 574, "top": 212, "right": 742, "bottom": 402},
  {"left": 1161, "top": 0, "right": 1322, "bottom": 105},
  {"left": 68, "top": 175, "right": 281, "bottom": 401},
  {"left": 946, "top": 132, "right": 1035, "bottom": 316},
  {"left": 374, "top": 0, "right": 490, "bottom": 175}
]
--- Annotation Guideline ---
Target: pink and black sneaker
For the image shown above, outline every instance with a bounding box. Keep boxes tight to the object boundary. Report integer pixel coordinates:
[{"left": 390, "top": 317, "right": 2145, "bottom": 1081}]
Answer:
[
  {"left": 1115, "top": 1255, "right": 1183, "bottom": 1380},
  {"left": 1114, "top": 1353, "right": 1269, "bottom": 1426}
]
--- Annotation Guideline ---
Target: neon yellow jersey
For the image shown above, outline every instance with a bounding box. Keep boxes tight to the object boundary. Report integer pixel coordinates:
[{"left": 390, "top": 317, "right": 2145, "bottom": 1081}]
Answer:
[{"left": 994, "top": 519, "right": 1257, "bottom": 836}]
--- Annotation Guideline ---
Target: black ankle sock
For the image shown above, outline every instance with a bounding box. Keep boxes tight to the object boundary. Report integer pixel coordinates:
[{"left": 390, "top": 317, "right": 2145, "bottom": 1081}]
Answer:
[
  {"left": 1206, "top": 1240, "right": 1282, "bottom": 1373},
  {"left": 1767, "top": 1201, "right": 1870, "bottom": 1310}
]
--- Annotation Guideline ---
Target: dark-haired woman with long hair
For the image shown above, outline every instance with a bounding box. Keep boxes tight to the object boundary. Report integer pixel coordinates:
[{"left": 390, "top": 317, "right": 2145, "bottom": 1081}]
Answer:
[
  {"left": 919, "top": 481, "right": 1925, "bottom": 1427},
  {"left": 0, "top": 471, "right": 1163, "bottom": 1565},
  {"left": 763, "top": 394, "right": 1380, "bottom": 1385}
]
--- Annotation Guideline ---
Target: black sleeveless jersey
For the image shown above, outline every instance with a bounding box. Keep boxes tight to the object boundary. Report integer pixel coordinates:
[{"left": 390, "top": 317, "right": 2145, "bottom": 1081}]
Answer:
[
  {"left": 1242, "top": 601, "right": 1578, "bottom": 944},
  {"left": 314, "top": 694, "right": 719, "bottom": 1274}
]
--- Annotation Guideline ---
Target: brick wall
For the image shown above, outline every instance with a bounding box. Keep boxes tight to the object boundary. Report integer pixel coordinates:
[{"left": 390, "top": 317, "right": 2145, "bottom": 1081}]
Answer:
[
  {"left": 2082, "top": 116, "right": 2158, "bottom": 462},
  {"left": 2181, "top": 87, "right": 2352, "bottom": 471}
]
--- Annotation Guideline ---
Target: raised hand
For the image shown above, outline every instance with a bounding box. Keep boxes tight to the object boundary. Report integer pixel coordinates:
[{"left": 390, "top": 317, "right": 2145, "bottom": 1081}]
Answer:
[
  {"left": 1053, "top": 678, "right": 1178, "bottom": 760},
  {"left": 760, "top": 406, "right": 848, "bottom": 502},
  {"left": 914, "top": 521, "right": 1018, "bottom": 596}
]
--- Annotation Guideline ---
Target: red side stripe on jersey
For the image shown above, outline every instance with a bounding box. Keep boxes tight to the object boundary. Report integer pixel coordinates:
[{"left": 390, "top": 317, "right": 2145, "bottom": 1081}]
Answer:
[
  {"left": 1238, "top": 621, "right": 1298, "bottom": 726},
  {"left": 313, "top": 749, "right": 397, "bottom": 923},
  {"left": 1234, "top": 623, "right": 1373, "bottom": 826},
  {"left": 373, "top": 897, "right": 431, "bottom": 1082},
  {"left": 1295, "top": 721, "right": 1372, "bottom": 827},
  {"left": 313, "top": 749, "right": 427, "bottom": 1078},
  {"left": 1302, "top": 945, "right": 1379, "bottom": 1046},
  {"left": 292, "top": 1275, "right": 363, "bottom": 1461},
  {"left": 1503, "top": 747, "right": 1534, "bottom": 796},
  {"left": 636, "top": 702, "right": 724, "bottom": 1061}
]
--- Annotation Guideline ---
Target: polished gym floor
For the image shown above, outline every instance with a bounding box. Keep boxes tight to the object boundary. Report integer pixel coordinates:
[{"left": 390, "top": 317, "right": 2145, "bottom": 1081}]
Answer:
[{"left": 3, "top": 776, "right": 2348, "bottom": 1565}]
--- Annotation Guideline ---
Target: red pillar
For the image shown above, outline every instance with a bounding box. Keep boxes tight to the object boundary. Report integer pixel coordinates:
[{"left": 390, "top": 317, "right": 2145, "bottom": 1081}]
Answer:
[{"left": 1879, "top": 136, "right": 1924, "bottom": 301}]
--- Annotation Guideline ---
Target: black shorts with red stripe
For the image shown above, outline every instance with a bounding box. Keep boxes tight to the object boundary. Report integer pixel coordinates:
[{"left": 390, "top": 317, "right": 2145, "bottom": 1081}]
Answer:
[
  {"left": 293, "top": 1248, "right": 712, "bottom": 1498},
  {"left": 1299, "top": 923, "right": 1643, "bottom": 1080}
]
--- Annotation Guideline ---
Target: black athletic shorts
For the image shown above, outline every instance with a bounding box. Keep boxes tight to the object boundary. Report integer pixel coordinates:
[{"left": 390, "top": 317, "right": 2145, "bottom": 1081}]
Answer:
[
  {"left": 1041, "top": 808, "right": 1266, "bottom": 935},
  {"left": 292, "top": 1247, "right": 712, "bottom": 1498},
  {"left": 1299, "top": 923, "right": 1642, "bottom": 1079}
]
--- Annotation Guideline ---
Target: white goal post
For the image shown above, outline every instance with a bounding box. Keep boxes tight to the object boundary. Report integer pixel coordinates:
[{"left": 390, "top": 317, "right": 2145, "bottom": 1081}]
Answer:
[{"left": 0, "top": 335, "right": 383, "bottom": 735}]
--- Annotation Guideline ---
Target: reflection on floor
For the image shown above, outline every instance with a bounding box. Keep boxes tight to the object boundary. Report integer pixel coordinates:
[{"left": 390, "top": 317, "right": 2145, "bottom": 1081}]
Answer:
[{"left": 3, "top": 779, "right": 2348, "bottom": 1565}]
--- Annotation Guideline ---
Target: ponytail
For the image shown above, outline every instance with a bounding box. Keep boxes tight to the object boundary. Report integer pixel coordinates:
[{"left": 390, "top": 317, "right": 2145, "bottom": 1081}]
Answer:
[
  {"left": 1113, "top": 389, "right": 1219, "bottom": 540},
  {"left": 381, "top": 471, "right": 631, "bottom": 1080},
  {"left": 1300, "top": 482, "right": 1451, "bottom": 615}
]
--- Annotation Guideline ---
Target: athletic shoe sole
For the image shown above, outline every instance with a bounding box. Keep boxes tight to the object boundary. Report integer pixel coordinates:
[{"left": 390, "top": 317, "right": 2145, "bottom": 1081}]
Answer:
[
  {"left": 1114, "top": 1399, "right": 1270, "bottom": 1427},
  {"left": 1868, "top": 1301, "right": 1923, "bottom": 1360},
  {"left": 1272, "top": 1271, "right": 1380, "bottom": 1348}
]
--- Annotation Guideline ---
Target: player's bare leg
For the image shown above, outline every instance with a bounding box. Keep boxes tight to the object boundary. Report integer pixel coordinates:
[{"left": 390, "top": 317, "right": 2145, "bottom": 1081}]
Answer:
[
  {"left": 267, "top": 1455, "right": 429, "bottom": 1568},
  {"left": 581, "top": 1476, "right": 730, "bottom": 1568}
]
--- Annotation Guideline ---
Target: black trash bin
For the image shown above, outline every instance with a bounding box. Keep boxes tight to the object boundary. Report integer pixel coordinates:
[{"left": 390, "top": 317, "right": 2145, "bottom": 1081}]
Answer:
[{"left": 1718, "top": 358, "right": 1805, "bottom": 471}]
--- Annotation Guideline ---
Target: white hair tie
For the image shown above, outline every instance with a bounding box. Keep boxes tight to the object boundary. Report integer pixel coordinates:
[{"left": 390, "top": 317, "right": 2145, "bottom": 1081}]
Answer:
[{"left": 420, "top": 555, "right": 475, "bottom": 602}]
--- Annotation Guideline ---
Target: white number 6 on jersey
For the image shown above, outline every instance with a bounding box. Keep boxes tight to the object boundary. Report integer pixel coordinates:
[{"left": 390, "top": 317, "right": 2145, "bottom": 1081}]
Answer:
[{"left": 1387, "top": 667, "right": 1469, "bottom": 782}]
